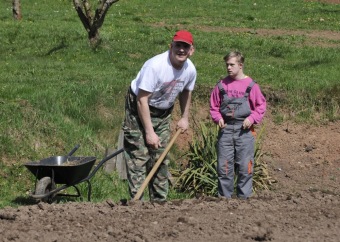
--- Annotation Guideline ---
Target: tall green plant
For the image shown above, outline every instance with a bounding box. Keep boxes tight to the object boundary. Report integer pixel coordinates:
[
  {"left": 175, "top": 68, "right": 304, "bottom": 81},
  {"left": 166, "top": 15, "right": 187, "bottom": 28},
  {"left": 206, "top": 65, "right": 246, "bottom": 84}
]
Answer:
[
  {"left": 173, "top": 121, "right": 219, "bottom": 197},
  {"left": 174, "top": 121, "right": 274, "bottom": 197}
]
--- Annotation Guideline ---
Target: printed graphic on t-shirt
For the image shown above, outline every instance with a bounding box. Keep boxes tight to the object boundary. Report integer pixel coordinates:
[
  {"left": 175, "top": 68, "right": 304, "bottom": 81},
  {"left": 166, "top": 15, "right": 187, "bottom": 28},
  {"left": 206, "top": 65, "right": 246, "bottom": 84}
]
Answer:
[
  {"left": 226, "top": 89, "right": 245, "bottom": 98},
  {"left": 150, "top": 79, "right": 184, "bottom": 109}
]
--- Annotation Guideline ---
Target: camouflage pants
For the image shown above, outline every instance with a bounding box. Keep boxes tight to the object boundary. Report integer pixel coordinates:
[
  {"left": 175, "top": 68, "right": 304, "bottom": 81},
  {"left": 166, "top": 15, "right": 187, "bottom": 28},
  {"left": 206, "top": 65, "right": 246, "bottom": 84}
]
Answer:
[{"left": 122, "top": 88, "right": 172, "bottom": 201}]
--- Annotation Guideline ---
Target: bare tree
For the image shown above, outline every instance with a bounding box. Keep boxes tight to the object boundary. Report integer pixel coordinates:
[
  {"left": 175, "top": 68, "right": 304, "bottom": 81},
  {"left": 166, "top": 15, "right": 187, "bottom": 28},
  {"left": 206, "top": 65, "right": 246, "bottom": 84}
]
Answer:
[
  {"left": 12, "top": 0, "right": 22, "bottom": 20},
  {"left": 73, "top": 0, "right": 119, "bottom": 46}
]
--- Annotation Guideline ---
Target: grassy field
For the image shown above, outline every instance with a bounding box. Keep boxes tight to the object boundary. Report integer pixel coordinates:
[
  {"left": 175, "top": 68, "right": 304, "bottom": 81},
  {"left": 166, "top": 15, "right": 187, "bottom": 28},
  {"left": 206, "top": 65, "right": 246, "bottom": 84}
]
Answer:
[{"left": 0, "top": 0, "right": 339, "bottom": 208}]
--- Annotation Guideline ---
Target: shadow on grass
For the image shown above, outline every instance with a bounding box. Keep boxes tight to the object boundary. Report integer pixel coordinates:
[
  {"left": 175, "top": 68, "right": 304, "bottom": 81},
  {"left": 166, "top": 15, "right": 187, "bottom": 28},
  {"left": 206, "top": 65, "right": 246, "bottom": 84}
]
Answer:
[
  {"left": 45, "top": 37, "right": 68, "bottom": 56},
  {"left": 11, "top": 195, "right": 82, "bottom": 206},
  {"left": 11, "top": 196, "right": 38, "bottom": 206}
]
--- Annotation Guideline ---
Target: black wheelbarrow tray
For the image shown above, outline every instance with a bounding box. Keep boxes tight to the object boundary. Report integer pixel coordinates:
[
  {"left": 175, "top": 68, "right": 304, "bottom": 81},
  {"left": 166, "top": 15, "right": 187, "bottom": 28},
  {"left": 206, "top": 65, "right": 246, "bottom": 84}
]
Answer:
[{"left": 24, "top": 146, "right": 124, "bottom": 203}]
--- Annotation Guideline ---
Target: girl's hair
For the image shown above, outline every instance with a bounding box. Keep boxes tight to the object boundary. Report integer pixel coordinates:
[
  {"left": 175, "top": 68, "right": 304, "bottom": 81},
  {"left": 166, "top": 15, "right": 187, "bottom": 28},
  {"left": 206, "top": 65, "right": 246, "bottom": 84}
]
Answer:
[{"left": 223, "top": 51, "right": 244, "bottom": 64}]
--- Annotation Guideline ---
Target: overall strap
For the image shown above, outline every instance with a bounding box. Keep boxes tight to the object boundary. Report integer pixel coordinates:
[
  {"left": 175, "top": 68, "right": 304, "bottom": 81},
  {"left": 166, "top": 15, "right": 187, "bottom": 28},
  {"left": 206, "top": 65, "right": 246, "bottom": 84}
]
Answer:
[
  {"left": 217, "top": 81, "right": 229, "bottom": 101},
  {"left": 244, "top": 80, "right": 256, "bottom": 98},
  {"left": 217, "top": 81, "right": 226, "bottom": 95},
  {"left": 218, "top": 80, "right": 256, "bottom": 99}
]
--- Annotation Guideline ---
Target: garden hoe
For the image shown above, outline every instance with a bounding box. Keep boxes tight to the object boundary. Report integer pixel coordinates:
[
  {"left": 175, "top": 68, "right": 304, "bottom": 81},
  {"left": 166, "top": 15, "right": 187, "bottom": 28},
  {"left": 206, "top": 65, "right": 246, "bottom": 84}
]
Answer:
[{"left": 133, "top": 129, "right": 182, "bottom": 201}]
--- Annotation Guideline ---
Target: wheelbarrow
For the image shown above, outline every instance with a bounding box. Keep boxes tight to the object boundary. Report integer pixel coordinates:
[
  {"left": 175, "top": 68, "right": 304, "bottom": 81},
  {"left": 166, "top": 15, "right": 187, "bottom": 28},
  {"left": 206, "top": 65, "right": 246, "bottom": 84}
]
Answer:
[{"left": 24, "top": 145, "right": 124, "bottom": 203}]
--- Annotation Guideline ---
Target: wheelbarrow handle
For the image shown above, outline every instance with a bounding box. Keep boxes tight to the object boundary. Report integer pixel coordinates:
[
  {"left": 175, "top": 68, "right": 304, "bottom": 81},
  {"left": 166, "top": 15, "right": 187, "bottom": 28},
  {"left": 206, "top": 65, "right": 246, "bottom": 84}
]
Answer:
[
  {"left": 85, "top": 148, "right": 125, "bottom": 181},
  {"left": 67, "top": 144, "right": 80, "bottom": 156}
]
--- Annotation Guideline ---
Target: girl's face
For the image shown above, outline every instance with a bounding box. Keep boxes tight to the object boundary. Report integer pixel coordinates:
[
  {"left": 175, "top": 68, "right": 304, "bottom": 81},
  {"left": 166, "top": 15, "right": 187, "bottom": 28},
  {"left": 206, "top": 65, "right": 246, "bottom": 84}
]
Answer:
[
  {"left": 169, "top": 41, "right": 194, "bottom": 69},
  {"left": 225, "top": 57, "right": 243, "bottom": 78}
]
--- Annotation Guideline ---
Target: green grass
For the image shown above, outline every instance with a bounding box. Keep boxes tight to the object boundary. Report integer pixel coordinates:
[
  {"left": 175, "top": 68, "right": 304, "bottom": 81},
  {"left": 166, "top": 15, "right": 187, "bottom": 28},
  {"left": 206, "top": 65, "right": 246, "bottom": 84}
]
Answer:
[{"left": 0, "top": 0, "right": 339, "bottom": 208}]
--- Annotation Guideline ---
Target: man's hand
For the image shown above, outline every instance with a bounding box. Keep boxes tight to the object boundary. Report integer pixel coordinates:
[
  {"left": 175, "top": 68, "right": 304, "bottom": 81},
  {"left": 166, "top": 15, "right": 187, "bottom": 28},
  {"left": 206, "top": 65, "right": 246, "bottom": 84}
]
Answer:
[
  {"left": 145, "top": 131, "right": 162, "bottom": 149},
  {"left": 218, "top": 118, "right": 226, "bottom": 128},
  {"left": 242, "top": 118, "right": 252, "bottom": 129},
  {"left": 177, "top": 118, "right": 189, "bottom": 133}
]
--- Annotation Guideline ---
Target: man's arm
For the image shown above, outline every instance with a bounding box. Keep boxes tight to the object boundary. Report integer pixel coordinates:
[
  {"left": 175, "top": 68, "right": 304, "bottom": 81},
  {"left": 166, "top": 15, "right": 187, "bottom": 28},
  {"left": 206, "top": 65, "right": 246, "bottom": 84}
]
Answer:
[
  {"left": 177, "top": 89, "right": 192, "bottom": 132},
  {"left": 137, "top": 89, "right": 161, "bottom": 149}
]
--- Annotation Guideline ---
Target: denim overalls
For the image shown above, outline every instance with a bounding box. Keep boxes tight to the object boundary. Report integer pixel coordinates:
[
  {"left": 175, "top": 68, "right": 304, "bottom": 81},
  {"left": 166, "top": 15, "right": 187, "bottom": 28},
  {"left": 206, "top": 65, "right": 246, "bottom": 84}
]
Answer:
[{"left": 217, "top": 81, "right": 256, "bottom": 199}]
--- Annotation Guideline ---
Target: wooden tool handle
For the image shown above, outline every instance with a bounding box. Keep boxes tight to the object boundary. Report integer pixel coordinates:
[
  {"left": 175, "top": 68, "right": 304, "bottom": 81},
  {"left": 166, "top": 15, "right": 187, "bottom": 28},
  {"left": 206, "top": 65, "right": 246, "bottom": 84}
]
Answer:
[{"left": 133, "top": 129, "right": 182, "bottom": 201}]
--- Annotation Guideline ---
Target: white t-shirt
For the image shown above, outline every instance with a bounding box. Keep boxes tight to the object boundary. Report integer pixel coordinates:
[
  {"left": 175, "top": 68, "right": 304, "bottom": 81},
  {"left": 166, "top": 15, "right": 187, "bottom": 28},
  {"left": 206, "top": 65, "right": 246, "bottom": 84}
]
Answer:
[{"left": 130, "top": 51, "right": 197, "bottom": 110}]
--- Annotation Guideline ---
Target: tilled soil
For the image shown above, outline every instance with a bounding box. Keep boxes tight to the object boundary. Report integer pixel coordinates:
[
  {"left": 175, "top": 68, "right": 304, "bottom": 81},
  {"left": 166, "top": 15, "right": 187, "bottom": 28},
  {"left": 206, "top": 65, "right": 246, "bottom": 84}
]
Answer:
[
  {"left": 0, "top": 190, "right": 339, "bottom": 242},
  {"left": 0, "top": 114, "right": 339, "bottom": 242}
]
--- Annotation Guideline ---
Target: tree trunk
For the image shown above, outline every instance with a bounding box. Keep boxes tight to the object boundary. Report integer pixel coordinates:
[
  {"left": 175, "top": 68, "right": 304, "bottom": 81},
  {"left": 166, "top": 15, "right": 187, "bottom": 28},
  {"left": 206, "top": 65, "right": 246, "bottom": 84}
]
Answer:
[
  {"left": 73, "top": 0, "right": 119, "bottom": 47},
  {"left": 89, "top": 28, "right": 101, "bottom": 47},
  {"left": 12, "top": 0, "right": 22, "bottom": 20}
]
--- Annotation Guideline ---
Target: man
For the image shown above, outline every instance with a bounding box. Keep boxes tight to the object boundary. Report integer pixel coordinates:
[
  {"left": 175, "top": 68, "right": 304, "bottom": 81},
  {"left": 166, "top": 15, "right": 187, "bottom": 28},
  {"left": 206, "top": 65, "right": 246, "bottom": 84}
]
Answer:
[
  {"left": 122, "top": 30, "right": 197, "bottom": 201},
  {"left": 210, "top": 51, "right": 266, "bottom": 199}
]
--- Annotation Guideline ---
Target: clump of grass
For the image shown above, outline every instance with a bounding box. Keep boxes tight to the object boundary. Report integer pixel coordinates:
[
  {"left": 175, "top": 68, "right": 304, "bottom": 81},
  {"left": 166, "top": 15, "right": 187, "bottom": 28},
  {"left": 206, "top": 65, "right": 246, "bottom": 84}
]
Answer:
[
  {"left": 172, "top": 121, "right": 218, "bottom": 197},
  {"left": 73, "top": 169, "right": 130, "bottom": 203},
  {"left": 172, "top": 121, "right": 275, "bottom": 197},
  {"left": 0, "top": 161, "right": 35, "bottom": 208}
]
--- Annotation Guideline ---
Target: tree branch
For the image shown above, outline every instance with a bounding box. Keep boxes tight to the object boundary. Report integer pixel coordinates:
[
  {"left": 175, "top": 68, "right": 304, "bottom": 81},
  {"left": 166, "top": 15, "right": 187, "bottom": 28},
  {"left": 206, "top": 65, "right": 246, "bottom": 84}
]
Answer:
[
  {"left": 82, "top": 0, "right": 93, "bottom": 24},
  {"left": 73, "top": 0, "right": 91, "bottom": 32},
  {"left": 93, "top": 0, "right": 119, "bottom": 29}
]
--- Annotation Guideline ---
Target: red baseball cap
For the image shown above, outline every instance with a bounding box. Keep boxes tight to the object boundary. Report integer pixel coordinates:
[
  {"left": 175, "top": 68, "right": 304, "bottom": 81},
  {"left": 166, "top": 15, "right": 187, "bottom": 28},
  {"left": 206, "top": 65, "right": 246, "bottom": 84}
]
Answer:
[{"left": 173, "top": 30, "right": 193, "bottom": 45}]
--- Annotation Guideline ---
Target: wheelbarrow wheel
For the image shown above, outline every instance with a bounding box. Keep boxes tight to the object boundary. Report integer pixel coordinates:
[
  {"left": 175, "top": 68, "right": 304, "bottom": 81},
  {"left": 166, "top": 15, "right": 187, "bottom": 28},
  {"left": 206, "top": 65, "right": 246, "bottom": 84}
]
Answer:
[{"left": 35, "top": 177, "right": 55, "bottom": 203}]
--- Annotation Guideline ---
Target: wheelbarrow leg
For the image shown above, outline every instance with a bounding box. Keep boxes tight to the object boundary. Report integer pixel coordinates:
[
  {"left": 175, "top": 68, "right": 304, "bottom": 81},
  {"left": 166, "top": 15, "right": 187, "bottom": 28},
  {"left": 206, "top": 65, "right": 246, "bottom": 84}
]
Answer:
[
  {"left": 71, "top": 185, "right": 81, "bottom": 199},
  {"left": 85, "top": 180, "right": 92, "bottom": 202}
]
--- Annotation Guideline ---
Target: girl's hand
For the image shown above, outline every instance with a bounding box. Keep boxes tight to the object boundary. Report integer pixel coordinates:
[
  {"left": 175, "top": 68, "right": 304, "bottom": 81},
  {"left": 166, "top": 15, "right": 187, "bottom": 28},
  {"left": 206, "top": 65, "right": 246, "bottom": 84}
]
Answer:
[
  {"left": 218, "top": 118, "right": 226, "bottom": 128},
  {"left": 242, "top": 118, "right": 252, "bottom": 129}
]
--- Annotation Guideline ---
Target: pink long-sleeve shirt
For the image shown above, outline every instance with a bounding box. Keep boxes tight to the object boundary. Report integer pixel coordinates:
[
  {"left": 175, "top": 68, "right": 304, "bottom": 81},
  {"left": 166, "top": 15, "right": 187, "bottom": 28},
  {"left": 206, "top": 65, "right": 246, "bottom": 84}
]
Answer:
[{"left": 210, "top": 76, "right": 266, "bottom": 125}]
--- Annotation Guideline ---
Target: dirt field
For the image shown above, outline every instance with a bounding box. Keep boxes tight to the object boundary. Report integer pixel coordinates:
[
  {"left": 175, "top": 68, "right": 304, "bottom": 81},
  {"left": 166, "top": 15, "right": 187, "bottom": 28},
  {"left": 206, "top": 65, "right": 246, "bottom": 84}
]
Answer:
[
  {"left": 0, "top": 112, "right": 339, "bottom": 242},
  {"left": 1, "top": 1, "right": 339, "bottom": 240}
]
